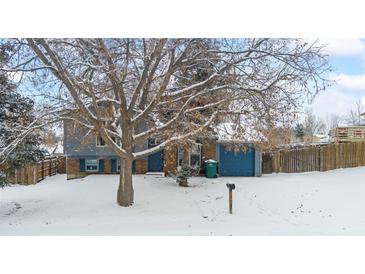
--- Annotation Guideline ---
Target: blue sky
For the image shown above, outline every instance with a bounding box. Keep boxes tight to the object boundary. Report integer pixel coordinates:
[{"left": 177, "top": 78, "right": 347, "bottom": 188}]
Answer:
[
  {"left": 11, "top": 39, "right": 365, "bottom": 122},
  {"left": 309, "top": 39, "right": 365, "bottom": 119}
]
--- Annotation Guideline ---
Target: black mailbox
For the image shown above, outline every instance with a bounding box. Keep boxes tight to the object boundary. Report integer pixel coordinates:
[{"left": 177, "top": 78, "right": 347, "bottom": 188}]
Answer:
[{"left": 226, "top": 183, "right": 235, "bottom": 190}]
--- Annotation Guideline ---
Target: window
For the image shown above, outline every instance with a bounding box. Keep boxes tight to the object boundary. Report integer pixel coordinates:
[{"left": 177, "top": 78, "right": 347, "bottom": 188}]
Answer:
[
  {"left": 97, "top": 135, "right": 122, "bottom": 147},
  {"left": 85, "top": 159, "right": 98, "bottom": 172},
  {"left": 190, "top": 143, "right": 202, "bottom": 167},
  {"left": 111, "top": 136, "right": 122, "bottom": 147},
  {"left": 177, "top": 147, "right": 184, "bottom": 168},
  {"left": 96, "top": 135, "right": 106, "bottom": 147},
  {"left": 176, "top": 142, "right": 202, "bottom": 168},
  {"left": 117, "top": 159, "right": 121, "bottom": 172},
  {"left": 148, "top": 138, "right": 157, "bottom": 147}
]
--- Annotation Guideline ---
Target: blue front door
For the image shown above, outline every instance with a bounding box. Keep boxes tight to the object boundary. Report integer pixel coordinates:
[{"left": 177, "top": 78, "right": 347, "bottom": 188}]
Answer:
[
  {"left": 148, "top": 150, "right": 164, "bottom": 172},
  {"left": 219, "top": 144, "right": 255, "bottom": 176}
]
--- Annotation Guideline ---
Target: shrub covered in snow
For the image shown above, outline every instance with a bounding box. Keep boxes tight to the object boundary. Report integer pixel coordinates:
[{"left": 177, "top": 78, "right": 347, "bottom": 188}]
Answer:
[
  {"left": 0, "top": 172, "right": 8, "bottom": 188},
  {"left": 173, "top": 164, "right": 200, "bottom": 187}
]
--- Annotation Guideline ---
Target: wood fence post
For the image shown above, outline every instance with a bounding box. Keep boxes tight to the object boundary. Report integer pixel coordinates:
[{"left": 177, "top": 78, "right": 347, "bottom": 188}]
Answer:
[
  {"left": 42, "top": 160, "right": 44, "bottom": 180},
  {"left": 49, "top": 159, "right": 52, "bottom": 176}
]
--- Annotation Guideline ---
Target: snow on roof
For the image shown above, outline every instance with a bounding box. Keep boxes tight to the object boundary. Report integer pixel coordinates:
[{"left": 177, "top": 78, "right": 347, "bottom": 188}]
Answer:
[
  {"left": 205, "top": 159, "right": 217, "bottom": 163},
  {"left": 41, "top": 140, "right": 64, "bottom": 156},
  {"left": 334, "top": 124, "right": 365, "bottom": 128},
  {"left": 214, "top": 122, "right": 260, "bottom": 143}
]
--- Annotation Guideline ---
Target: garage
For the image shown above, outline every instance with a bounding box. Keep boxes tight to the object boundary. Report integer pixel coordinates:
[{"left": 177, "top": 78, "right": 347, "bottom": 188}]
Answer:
[{"left": 217, "top": 143, "right": 261, "bottom": 177}]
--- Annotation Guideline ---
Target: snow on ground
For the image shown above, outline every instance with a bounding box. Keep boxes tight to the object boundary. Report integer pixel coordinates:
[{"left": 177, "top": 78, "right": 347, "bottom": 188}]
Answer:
[{"left": 1, "top": 167, "right": 365, "bottom": 235}]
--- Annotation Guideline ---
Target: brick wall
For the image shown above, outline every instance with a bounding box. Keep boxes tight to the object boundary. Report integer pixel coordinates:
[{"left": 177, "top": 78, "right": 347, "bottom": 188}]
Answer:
[
  {"left": 104, "top": 158, "right": 112, "bottom": 174},
  {"left": 66, "top": 139, "right": 217, "bottom": 179},
  {"left": 135, "top": 159, "right": 148, "bottom": 174},
  {"left": 66, "top": 158, "right": 86, "bottom": 180},
  {"left": 202, "top": 139, "right": 217, "bottom": 162},
  {"left": 57, "top": 156, "right": 66, "bottom": 174},
  {"left": 164, "top": 144, "right": 177, "bottom": 175},
  {"left": 163, "top": 139, "right": 217, "bottom": 175},
  {"left": 67, "top": 157, "right": 149, "bottom": 178}
]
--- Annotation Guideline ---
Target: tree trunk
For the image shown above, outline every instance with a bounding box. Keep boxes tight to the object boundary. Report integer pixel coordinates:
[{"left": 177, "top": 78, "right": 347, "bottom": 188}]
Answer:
[{"left": 117, "top": 157, "right": 134, "bottom": 207}]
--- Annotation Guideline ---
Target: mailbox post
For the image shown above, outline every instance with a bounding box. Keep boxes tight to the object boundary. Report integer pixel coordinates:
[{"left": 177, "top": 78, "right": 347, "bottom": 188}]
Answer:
[{"left": 226, "top": 183, "right": 235, "bottom": 214}]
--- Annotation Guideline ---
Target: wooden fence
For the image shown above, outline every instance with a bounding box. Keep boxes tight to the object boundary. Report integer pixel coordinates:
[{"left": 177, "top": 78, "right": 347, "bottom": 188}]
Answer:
[
  {"left": 263, "top": 141, "right": 365, "bottom": 174},
  {"left": 6, "top": 156, "right": 66, "bottom": 185}
]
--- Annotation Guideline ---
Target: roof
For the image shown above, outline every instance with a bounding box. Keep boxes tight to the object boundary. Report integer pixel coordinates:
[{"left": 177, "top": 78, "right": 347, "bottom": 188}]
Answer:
[
  {"left": 41, "top": 140, "right": 64, "bottom": 156},
  {"left": 214, "top": 122, "right": 259, "bottom": 143},
  {"left": 332, "top": 125, "right": 365, "bottom": 129}
]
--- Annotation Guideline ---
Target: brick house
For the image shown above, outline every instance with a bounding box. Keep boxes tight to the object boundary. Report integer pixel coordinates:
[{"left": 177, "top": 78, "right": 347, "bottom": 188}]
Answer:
[{"left": 64, "top": 120, "right": 262, "bottom": 179}]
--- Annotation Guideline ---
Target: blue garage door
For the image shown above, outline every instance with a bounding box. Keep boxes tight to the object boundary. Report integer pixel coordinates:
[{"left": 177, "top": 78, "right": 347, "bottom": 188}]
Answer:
[
  {"left": 219, "top": 144, "right": 255, "bottom": 176},
  {"left": 148, "top": 150, "right": 164, "bottom": 172}
]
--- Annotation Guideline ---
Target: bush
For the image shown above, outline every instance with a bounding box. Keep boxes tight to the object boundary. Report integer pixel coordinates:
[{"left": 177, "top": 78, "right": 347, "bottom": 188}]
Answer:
[
  {"left": 0, "top": 172, "right": 9, "bottom": 188},
  {"left": 174, "top": 164, "right": 200, "bottom": 187}
]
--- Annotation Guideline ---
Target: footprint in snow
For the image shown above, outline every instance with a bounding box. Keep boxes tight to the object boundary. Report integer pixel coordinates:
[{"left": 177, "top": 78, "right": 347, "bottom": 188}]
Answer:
[{"left": 249, "top": 198, "right": 253, "bottom": 206}]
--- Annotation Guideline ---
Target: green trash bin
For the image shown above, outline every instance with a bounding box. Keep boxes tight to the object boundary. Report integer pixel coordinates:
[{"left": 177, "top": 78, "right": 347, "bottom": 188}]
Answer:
[{"left": 205, "top": 160, "right": 218, "bottom": 178}]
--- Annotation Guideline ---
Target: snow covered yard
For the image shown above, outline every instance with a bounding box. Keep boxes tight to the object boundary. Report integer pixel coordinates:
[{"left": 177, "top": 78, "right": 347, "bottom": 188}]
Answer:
[{"left": 1, "top": 167, "right": 365, "bottom": 235}]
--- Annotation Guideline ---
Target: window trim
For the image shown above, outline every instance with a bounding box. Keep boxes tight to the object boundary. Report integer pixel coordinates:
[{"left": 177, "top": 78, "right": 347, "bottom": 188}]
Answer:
[
  {"left": 96, "top": 135, "right": 107, "bottom": 147},
  {"left": 117, "top": 159, "right": 121, "bottom": 172},
  {"left": 85, "top": 159, "right": 99, "bottom": 172},
  {"left": 190, "top": 142, "right": 202, "bottom": 167},
  {"left": 177, "top": 147, "right": 184, "bottom": 168},
  {"left": 176, "top": 142, "right": 202, "bottom": 168},
  {"left": 111, "top": 136, "right": 122, "bottom": 147}
]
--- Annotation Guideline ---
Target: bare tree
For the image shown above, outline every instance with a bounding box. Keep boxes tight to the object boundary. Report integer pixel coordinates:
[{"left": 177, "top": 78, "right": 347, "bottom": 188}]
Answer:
[
  {"left": 324, "top": 113, "right": 342, "bottom": 133},
  {"left": 2, "top": 38, "right": 330, "bottom": 206},
  {"left": 303, "top": 109, "right": 326, "bottom": 142},
  {"left": 347, "top": 99, "right": 364, "bottom": 126}
]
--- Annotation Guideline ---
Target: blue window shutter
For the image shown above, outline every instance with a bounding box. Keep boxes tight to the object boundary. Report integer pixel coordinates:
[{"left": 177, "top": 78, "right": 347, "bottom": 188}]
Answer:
[
  {"left": 79, "top": 159, "right": 85, "bottom": 172},
  {"left": 99, "top": 159, "right": 104, "bottom": 174},
  {"left": 111, "top": 159, "right": 117, "bottom": 173}
]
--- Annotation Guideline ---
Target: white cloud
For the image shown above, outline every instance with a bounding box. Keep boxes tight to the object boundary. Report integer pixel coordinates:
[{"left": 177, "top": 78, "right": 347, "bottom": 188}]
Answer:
[
  {"left": 309, "top": 88, "right": 356, "bottom": 118},
  {"left": 319, "top": 39, "right": 365, "bottom": 57},
  {"left": 304, "top": 39, "right": 365, "bottom": 119},
  {"left": 330, "top": 73, "right": 365, "bottom": 92}
]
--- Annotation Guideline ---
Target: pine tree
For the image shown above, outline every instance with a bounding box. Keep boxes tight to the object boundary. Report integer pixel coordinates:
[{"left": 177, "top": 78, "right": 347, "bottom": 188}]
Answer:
[
  {"left": 0, "top": 44, "right": 45, "bottom": 187},
  {"left": 294, "top": 123, "right": 305, "bottom": 142}
]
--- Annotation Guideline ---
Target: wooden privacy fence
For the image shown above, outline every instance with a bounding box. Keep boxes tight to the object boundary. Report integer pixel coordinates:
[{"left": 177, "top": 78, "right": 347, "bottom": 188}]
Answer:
[
  {"left": 6, "top": 156, "right": 66, "bottom": 185},
  {"left": 263, "top": 141, "right": 365, "bottom": 174}
]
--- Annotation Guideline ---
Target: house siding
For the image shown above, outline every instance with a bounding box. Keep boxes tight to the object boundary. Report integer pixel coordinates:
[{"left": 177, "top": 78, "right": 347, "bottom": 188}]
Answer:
[
  {"left": 64, "top": 119, "right": 261, "bottom": 178},
  {"left": 64, "top": 120, "right": 119, "bottom": 157}
]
